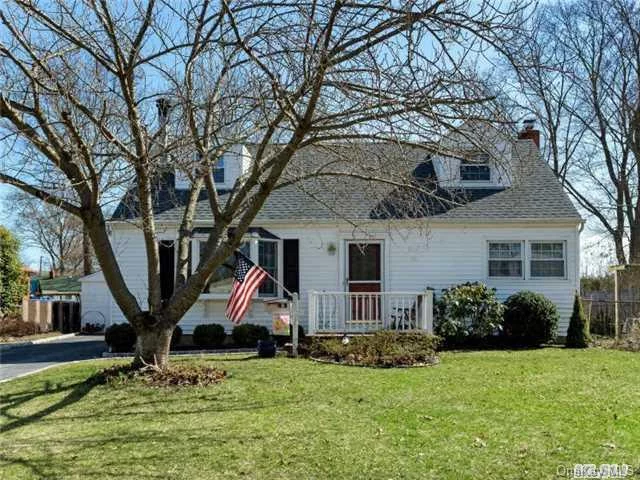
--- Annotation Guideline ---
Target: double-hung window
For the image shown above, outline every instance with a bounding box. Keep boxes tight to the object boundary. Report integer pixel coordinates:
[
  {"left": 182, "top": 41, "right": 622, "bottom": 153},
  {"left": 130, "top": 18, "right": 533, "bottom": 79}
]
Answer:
[
  {"left": 530, "top": 242, "right": 566, "bottom": 278},
  {"left": 190, "top": 238, "right": 280, "bottom": 297},
  {"left": 199, "top": 241, "right": 250, "bottom": 294},
  {"left": 488, "top": 242, "right": 523, "bottom": 278},
  {"left": 460, "top": 153, "right": 491, "bottom": 181},
  {"left": 213, "top": 156, "right": 225, "bottom": 183},
  {"left": 258, "top": 240, "right": 278, "bottom": 296}
]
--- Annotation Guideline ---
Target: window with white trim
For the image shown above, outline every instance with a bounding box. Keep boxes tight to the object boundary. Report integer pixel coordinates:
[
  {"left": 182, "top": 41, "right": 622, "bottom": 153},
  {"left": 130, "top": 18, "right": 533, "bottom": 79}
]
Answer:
[
  {"left": 460, "top": 153, "right": 490, "bottom": 181},
  {"left": 213, "top": 156, "right": 225, "bottom": 183},
  {"left": 530, "top": 242, "right": 565, "bottom": 278},
  {"left": 199, "top": 241, "right": 250, "bottom": 294},
  {"left": 258, "top": 239, "right": 278, "bottom": 296},
  {"left": 488, "top": 242, "right": 523, "bottom": 277}
]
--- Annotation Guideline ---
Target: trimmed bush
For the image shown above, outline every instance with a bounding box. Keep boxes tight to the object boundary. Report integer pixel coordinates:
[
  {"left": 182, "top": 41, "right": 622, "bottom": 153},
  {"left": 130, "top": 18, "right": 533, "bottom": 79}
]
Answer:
[
  {"left": 105, "top": 323, "right": 136, "bottom": 352},
  {"left": 193, "top": 324, "right": 226, "bottom": 348},
  {"left": 566, "top": 293, "right": 590, "bottom": 348},
  {"left": 434, "top": 282, "right": 504, "bottom": 345},
  {"left": 232, "top": 323, "right": 269, "bottom": 347},
  {"left": 170, "top": 325, "right": 183, "bottom": 349},
  {"left": 310, "top": 331, "right": 440, "bottom": 367},
  {"left": 503, "top": 291, "right": 559, "bottom": 347}
]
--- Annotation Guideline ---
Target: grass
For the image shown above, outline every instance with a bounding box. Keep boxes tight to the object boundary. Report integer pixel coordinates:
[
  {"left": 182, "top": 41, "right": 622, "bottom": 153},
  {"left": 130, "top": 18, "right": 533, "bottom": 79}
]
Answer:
[{"left": 1, "top": 348, "right": 640, "bottom": 479}]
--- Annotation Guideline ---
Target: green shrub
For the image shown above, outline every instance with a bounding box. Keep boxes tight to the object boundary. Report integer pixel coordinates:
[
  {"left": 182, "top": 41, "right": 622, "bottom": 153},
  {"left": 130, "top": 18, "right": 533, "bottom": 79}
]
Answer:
[
  {"left": 170, "top": 325, "right": 183, "bottom": 349},
  {"left": 105, "top": 323, "right": 136, "bottom": 352},
  {"left": 232, "top": 323, "right": 269, "bottom": 347},
  {"left": 310, "top": 331, "right": 440, "bottom": 367},
  {"left": 434, "top": 282, "right": 504, "bottom": 345},
  {"left": 193, "top": 324, "right": 226, "bottom": 348},
  {"left": 566, "top": 293, "right": 590, "bottom": 348},
  {"left": 0, "top": 226, "right": 26, "bottom": 313},
  {"left": 503, "top": 291, "right": 559, "bottom": 347}
]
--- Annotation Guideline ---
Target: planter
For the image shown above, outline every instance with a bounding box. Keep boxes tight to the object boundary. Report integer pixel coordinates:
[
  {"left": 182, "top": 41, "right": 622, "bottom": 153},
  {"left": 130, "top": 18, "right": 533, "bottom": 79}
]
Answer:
[{"left": 257, "top": 339, "right": 277, "bottom": 358}]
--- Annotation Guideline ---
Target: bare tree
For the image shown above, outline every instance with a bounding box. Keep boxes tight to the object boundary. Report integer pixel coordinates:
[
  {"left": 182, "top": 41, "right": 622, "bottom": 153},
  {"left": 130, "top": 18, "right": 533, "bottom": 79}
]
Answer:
[
  {"left": 6, "top": 191, "right": 91, "bottom": 276},
  {"left": 503, "top": 0, "right": 640, "bottom": 264},
  {"left": 0, "top": 0, "right": 526, "bottom": 368}
]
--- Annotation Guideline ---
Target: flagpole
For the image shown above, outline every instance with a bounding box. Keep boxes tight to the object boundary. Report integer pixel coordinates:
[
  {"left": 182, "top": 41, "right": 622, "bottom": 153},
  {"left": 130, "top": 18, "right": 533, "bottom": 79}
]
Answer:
[{"left": 236, "top": 249, "right": 299, "bottom": 357}]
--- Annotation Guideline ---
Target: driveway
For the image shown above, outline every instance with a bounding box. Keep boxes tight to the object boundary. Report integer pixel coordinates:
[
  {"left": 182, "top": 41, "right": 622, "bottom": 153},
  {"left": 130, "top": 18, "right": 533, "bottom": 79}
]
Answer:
[{"left": 0, "top": 335, "right": 106, "bottom": 381}]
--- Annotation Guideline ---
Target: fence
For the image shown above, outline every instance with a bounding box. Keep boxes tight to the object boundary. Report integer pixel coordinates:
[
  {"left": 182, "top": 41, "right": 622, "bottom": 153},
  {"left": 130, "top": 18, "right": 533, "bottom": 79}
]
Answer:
[
  {"left": 21, "top": 299, "right": 81, "bottom": 333},
  {"left": 581, "top": 298, "right": 640, "bottom": 339}
]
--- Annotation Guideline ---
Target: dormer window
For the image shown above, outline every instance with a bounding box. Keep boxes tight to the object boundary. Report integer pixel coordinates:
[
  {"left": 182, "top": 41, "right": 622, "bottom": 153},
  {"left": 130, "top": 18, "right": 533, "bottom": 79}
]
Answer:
[
  {"left": 213, "top": 156, "right": 225, "bottom": 183},
  {"left": 460, "top": 153, "right": 490, "bottom": 181}
]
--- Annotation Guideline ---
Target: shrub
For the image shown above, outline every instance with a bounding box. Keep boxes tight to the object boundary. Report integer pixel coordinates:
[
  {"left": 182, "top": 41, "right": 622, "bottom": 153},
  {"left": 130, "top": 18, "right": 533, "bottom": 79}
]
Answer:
[
  {"left": 434, "top": 282, "right": 504, "bottom": 345},
  {"left": 81, "top": 322, "right": 105, "bottom": 334},
  {"left": 170, "top": 325, "right": 183, "bottom": 349},
  {"left": 105, "top": 323, "right": 137, "bottom": 352},
  {"left": 232, "top": 323, "right": 270, "bottom": 347},
  {"left": 503, "top": 291, "right": 559, "bottom": 347},
  {"left": 193, "top": 324, "right": 226, "bottom": 348},
  {"left": 566, "top": 293, "right": 590, "bottom": 348},
  {"left": 0, "top": 317, "right": 39, "bottom": 337},
  {"left": 0, "top": 226, "right": 26, "bottom": 313},
  {"left": 309, "top": 331, "right": 440, "bottom": 367}
]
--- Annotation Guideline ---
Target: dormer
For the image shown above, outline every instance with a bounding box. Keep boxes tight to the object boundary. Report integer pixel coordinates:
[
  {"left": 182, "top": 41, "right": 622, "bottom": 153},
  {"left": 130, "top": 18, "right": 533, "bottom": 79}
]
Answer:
[
  {"left": 175, "top": 144, "right": 253, "bottom": 190},
  {"left": 432, "top": 124, "right": 514, "bottom": 189}
]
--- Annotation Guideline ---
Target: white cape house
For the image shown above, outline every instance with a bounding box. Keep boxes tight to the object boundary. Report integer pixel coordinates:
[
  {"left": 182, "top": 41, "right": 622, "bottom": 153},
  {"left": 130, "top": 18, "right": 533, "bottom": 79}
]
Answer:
[{"left": 81, "top": 125, "right": 582, "bottom": 337}]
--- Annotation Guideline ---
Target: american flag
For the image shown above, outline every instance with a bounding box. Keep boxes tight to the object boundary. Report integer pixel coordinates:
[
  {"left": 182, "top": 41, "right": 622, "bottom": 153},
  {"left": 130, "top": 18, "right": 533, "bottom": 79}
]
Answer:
[{"left": 225, "top": 251, "right": 268, "bottom": 324}]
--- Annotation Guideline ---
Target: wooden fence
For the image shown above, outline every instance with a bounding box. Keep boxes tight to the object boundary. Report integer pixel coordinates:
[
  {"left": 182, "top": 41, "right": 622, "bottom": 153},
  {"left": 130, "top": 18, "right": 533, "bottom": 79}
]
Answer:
[{"left": 21, "top": 299, "right": 81, "bottom": 333}]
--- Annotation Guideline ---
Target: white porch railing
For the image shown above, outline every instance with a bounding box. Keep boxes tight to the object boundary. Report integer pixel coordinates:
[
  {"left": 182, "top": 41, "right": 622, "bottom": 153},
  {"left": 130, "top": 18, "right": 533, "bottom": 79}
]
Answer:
[{"left": 308, "top": 291, "right": 434, "bottom": 335}]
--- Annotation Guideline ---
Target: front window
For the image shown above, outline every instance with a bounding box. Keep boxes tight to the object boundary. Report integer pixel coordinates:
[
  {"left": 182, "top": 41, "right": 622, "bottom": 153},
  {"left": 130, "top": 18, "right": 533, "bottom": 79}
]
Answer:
[
  {"left": 530, "top": 242, "right": 565, "bottom": 277},
  {"left": 213, "top": 156, "right": 225, "bottom": 183},
  {"left": 460, "top": 163, "right": 490, "bottom": 181},
  {"left": 258, "top": 240, "right": 278, "bottom": 296},
  {"left": 201, "top": 241, "right": 250, "bottom": 293},
  {"left": 488, "top": 242, "right": 523, "bottom": 277}
]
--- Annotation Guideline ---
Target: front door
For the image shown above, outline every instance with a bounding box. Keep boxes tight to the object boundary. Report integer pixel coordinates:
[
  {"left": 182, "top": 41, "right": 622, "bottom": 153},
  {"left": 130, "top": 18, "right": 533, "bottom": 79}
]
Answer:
[{"left": 347, "top": 243, "right": 382, "bottom": 324}]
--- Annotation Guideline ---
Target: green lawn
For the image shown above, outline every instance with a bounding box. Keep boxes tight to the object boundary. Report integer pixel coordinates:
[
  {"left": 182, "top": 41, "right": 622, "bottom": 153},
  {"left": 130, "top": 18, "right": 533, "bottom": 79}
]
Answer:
[{"left": 1, "top": 349, "right": 640, "bottom": 479}]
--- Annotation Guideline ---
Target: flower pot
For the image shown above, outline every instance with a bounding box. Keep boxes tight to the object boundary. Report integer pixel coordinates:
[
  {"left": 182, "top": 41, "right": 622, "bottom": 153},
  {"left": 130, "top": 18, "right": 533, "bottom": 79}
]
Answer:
[{"left": 257, "top": 339, "right": 277, "bottom": 358}]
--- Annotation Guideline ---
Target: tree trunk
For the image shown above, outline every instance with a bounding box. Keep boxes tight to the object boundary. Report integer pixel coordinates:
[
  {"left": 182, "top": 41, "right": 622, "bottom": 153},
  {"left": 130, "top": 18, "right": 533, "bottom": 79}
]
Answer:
[
  {"left": 83, "top": 226, "right": 93, "bottom": 276},
  {"left": 132, "top": 326, "right": 174, "bottom": 369}
]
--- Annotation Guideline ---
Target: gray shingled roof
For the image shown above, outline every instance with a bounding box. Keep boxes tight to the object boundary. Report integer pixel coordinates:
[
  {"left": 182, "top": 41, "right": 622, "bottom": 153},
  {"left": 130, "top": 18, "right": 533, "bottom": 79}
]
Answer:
[{"left": 112, "top": 140, "right": 581, "bottom": 224}]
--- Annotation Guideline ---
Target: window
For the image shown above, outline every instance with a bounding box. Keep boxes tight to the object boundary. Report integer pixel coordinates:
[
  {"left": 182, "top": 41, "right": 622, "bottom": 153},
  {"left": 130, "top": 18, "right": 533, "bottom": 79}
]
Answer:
[
  {"left": 258, "top": 240, "right": 278, "bottom": 296},
  {"left": 200, "top": 241, "right": 249, "bottom": 294},
  {"left": 460, "top": 153, "right": 490, "bottom": 181},
  {"left": 488, "top": 242, "right": 523, "bottom": 277},
  {"left": 213, "top": 156, "right": 225, "bottom": 183},
  {"left": 530, "top": 242, "right": 565, "bottom": 278}
]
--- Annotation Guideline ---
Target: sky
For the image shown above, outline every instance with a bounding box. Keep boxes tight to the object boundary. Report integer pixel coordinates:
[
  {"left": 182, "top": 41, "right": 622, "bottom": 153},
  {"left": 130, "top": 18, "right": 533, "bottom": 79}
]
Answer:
[{"left": 0, "top": 0, "right": 614, "bottom": 277}]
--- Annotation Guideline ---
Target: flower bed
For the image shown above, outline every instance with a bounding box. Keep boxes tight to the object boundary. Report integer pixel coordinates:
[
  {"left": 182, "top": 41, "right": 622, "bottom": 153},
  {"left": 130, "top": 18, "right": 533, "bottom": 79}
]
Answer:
[{"left": 309, "top": 331, "right": 440, "bottom": 368}]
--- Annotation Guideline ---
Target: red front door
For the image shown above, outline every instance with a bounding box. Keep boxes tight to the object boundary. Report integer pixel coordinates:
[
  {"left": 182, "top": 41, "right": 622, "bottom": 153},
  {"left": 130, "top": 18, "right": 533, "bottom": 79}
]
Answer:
[{"left": 347, "top": 243, "right": 381, "bottom": 322}]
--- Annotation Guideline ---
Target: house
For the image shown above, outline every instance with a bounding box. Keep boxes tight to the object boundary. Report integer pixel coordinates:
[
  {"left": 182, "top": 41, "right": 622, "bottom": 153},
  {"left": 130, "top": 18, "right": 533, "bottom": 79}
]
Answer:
[{"left": 81, "top": 123, "right": 582, "bottom": 337}]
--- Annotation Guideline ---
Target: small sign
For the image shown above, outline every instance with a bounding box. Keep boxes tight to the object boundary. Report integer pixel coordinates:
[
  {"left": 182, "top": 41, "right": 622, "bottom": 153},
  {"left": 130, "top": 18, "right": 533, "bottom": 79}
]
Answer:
[{"left": 272, "top": 312, "right": 290, "bottom": 335}]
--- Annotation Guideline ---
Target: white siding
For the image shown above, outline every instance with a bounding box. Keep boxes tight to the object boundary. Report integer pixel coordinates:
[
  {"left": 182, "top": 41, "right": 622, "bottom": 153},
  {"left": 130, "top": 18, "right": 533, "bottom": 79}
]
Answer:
[{"left": 104, "top": 221, "right": 580, "bottom": 336}]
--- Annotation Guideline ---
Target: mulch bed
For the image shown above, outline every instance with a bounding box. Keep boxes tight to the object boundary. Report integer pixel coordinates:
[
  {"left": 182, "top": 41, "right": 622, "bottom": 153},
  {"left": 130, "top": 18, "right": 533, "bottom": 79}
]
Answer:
[{"left": 96, "top": 363, "right": 227, "bottom": 387}]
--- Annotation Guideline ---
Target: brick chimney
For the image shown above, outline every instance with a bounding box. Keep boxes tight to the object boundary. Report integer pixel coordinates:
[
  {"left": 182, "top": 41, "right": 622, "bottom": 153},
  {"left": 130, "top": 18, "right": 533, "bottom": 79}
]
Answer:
[{"left": 518, "top": 119, "right": 540, "bottom": 148}]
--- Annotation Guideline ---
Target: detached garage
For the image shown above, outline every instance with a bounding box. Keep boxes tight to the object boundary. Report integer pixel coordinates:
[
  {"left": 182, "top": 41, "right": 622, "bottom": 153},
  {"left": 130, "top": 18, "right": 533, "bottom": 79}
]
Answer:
[{"left": 80, "top": 271, "right": 112, "bottom": 329}]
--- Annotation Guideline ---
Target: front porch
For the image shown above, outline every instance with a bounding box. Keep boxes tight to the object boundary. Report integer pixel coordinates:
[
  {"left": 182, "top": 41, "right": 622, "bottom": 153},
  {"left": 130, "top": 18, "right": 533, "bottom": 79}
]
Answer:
[{"left": 308, "top": 291, "right": 434, "bottom": 335}]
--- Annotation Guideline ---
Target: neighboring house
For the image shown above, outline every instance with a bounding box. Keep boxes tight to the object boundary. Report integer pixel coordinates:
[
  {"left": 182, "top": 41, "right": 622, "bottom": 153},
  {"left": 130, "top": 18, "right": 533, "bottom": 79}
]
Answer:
[
  {"left": 39, "top": 276, "right": 81, "bottom": 301},
  {"left": 81, "top": 123, "right": 582, "bottom": 336}
]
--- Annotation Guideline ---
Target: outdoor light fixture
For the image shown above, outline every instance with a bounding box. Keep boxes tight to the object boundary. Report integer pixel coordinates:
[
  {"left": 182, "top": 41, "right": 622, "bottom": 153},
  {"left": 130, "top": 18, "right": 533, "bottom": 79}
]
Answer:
[{"left": 342, "top": 334, "right": 350, "bottom": 345}]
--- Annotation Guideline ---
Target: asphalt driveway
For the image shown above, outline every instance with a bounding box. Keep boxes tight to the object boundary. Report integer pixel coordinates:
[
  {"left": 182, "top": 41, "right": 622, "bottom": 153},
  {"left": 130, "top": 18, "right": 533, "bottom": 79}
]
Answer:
[{"left": 0, "top": 335, "right": 106, "bottom": 382}]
